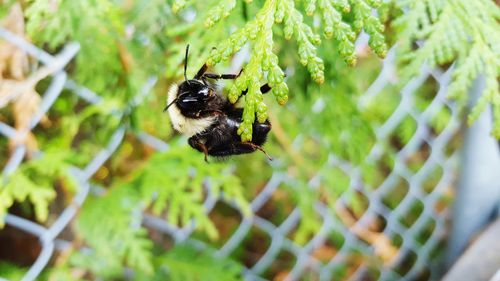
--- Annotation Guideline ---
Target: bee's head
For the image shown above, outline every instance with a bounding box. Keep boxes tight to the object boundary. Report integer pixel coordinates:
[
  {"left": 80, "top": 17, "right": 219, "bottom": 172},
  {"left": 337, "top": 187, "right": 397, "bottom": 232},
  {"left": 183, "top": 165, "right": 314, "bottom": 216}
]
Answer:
[
  {"left": 164, "top": 45, "right": 218, "bottom": 112},
  {"left": 164, "top": 80, "right": 216, "bottom": 112},
  {"left": 176, "top": 79, "right": 216, "bottom": 108}
]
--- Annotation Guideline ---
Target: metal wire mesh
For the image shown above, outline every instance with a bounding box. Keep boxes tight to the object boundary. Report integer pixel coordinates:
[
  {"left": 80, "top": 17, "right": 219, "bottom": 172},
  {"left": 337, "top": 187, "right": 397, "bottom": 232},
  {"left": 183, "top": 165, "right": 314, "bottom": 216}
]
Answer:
[{"left": 0, "top": 27, "right": 462, "bottom": 281}]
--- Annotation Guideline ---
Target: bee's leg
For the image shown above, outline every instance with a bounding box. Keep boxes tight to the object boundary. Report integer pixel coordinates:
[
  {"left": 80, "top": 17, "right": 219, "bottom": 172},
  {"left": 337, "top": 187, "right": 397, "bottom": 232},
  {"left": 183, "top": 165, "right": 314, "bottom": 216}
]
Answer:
[
  {"left": 260, "top": 84, "right": 271, "bottom": 94},
  {"left": 188, "top": 136, "right": 210, "bottom": 162},
  {"left": 243, "top": 142, "right": 273, "bottom": 161},
  {"left": 203, "top": 69, "right": 243, "bottom": 80},
  {"left": 194, "top": 63, "right": 209, "bottom": 80},
  {"left": 231, "top": 84, "right": 272, "bottom": 104},
  {"left": 240, "top": 83, "right": 272, "bottom": 96}
]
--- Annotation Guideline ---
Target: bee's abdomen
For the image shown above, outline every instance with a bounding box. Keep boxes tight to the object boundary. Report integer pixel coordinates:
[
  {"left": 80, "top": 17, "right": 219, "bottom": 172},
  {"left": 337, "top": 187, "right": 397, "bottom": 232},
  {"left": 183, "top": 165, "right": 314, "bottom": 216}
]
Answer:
[{"left": 252, "top": 120, "right": 271, "bottom": 146}]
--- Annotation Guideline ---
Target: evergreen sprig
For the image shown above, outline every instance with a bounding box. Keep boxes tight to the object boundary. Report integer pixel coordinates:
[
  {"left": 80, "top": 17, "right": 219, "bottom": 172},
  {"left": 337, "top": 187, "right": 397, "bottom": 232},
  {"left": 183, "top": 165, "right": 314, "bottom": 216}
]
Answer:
[
  {"left": 172, "top": 0, "right": 387, "bottom": 141},
  {"left": 151, "top": 244, "right": 243, "bottom": 281},
  {"left": 394, "top": 0, "right": 500, "bottom": 136},
  {"left": 26, "top": 0, "right": 169, "bottom": 104},
  {"left": 0, "top": 150, "right": 75, "bottom": 226},
  {"left": 73, "top": 186, "right": 153, "bottom": 277},
  {"left": 134, "top": 147, "right": 250, "bottom": 240},
  {"left": 69, "top": 147, "right": 250, "bottom": 278}
]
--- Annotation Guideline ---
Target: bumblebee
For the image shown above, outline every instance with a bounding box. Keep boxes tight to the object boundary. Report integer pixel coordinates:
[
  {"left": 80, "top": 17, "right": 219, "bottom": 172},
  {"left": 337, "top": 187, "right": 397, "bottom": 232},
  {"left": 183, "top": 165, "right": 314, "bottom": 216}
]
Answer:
[{"left": 164, "top": 45, "right": 272, "bottom": 161}]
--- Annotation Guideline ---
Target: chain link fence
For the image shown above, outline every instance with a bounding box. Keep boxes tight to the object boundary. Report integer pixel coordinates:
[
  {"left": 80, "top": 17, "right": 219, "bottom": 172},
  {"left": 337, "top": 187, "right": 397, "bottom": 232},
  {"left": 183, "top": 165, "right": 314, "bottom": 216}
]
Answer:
[{"left": 0, "top": 25, "right": 468, "bottom": 281}]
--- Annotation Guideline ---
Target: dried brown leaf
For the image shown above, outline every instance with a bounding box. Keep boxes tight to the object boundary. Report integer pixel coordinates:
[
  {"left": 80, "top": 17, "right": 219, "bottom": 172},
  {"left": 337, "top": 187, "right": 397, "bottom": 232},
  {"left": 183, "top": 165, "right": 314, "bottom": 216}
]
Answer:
[
  {"left": 0, "top": 3, "right": 29, "bottom": 80},
  {"left": 0, "top": 3, "right": 42, "bottom": 155}
]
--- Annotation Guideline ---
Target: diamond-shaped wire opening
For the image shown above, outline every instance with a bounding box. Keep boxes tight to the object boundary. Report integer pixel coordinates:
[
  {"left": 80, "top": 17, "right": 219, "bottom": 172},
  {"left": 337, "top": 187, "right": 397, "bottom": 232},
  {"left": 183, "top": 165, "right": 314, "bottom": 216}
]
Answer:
[
  {"left": 356, "top": 265, "right": 382, "bottom": 281},
  {"left": 414, "top": 217, "right": 437, "bottom": 245},
  {"left": 421, "top": 165, "right": 444, "bottom": 194},
  {"left": 381, "top": 267, "right": 405, "bottom": 280},
  {"left": 284, "top": 207, "right": 320, "bottom": 242},
  {"left": 364, "top": 212, "right": 388, "bottom": 234},
  {"left": 261, "top": 249, "right": 297, "bottom": 280},
  {"left": 413, "top": 75, "right": 440, "bottom": 113},
  {"left": 406, "top": 141, "right": 432, "bottom": 174},
  {"left": 320, "top": 246, "right": 371, "bottom": 281},
  {"left": 394, "top": 249, "right": 418, "bottom": 276},
  {"left": 415, "top": 266, "right": 432, "bottom": 281},
  {"left": 391, "top": 232, "right": 404, "bottom": 249},
  {"left": 321, "top": 165, "right": 352, "bottom": 207},
  {"left": 381, "top": 177, "right": 410, "bottom": 210},
  {"left": 428, "top": 238, "right": 447, "bottom": 262},
  {"left": 291, "top": 266, "right": 321, "bottom": 281},
  {"left": 398, "top": 198, "right": 424, "bottom": 228},
  {"left": 342, "top": 190, "right": 370, "bottom": 220},
  {"left": 428, "top": 103, "right": 453, "bottom": 135},
  {"left": 254, "top": 184, "right": 294, "bottom": 227},
  {"left": 0, "top": 223, "right": 41, "bottom": 266},
  {"left": 230, "top": 225, "right": 272, "bottom": 269},
  {"left": 342, "top": 247, "right": 371, "bottom": 280},
  {"left": 362, "top": 86, "right": 401, "bottom": 127},
  {"left": 434, "top": 193, "right": 453, "bottom": 216},
  {"left": 369, "top": 147, "right": 397, "bottom": 187},
  {"left": 205, "top": 201, "right": 243, "bottom": 247},
  {"left": 312, "top": 229, "right": 345, "bottom": 264},
  {"left": 389, "top": 115, "right": 418, "bottom": 150},
  {"left": 326, "top": 263, "right": 351, "bottom": 281}
]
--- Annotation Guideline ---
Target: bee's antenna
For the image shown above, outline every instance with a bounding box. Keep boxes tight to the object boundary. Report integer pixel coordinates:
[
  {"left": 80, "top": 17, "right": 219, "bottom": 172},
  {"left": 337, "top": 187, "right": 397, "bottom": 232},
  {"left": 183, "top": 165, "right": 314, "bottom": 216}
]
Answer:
[
  {"left": 163, "top": 98, "right": 177, "bottom": 112},
  {"left": 184, "top": 44, "right": 190, "bottom": 84}
]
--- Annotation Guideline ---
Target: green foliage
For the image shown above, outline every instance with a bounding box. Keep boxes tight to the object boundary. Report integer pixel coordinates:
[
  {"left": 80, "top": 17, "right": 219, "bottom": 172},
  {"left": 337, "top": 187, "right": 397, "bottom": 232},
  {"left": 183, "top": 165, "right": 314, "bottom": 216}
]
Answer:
[
  {"left": 69, "top": 146, "right": 250, "bottom": 278},
  {"left": 26, "top": 0, "right": 129, "bottom": 99},
  {"left": 0, "top": 262, "right": 27, "bottom": 280},
  {"left": 73, "top": 186, "right": 153, "bottom": 277},
  {"left": 39, "top": 266, "right": 84, "bottom": 281},
  {"left": 311, "top": 86, "right": 376, "bottom": 163},
  {"left": 140, "top": 244, "right": 244, "bottom": 281},
  {"left": 267, "top": 45, "right": 386, "bottom": 241},
  {"left": 0, "top": 150, "right": 75, "bottom": 226},
  {"left": 2, "top": 1, "right": 255, "bottom": 278},
  {"left": 132, "top": 147, "right": 250, "bottom": 240},
  {"left": 0, "top": 0, "right": 16, "bottom": 17},
  {"left": 0, "top": 0, "right": 171, "bottom": 224},
  {"left": 45, "top": 97, "right": 123, "bottom": 161},
  {"left": 292, "top": 182, "right": 322, "bottom": 244},
  {"left": 394, "top": 0, "right": 500, "bottom": 137},
  {"left": 26, "top": 0, "right": 168, "bottom": 103},
  {"left": 173, "top": 0, "right": 387, "bottom": 141}
]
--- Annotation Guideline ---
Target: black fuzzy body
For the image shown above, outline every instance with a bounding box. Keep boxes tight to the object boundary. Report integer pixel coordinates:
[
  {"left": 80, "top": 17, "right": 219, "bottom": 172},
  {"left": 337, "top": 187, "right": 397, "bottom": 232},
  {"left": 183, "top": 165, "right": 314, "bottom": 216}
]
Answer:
[{"left": 188, "top": 107, "right": 271, "bottom": 158}]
